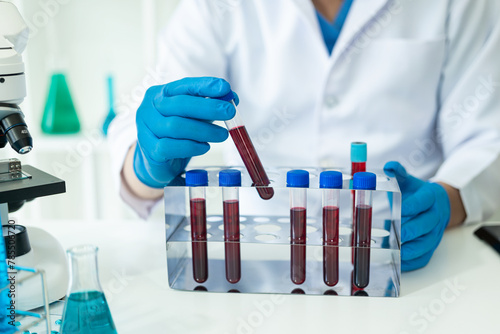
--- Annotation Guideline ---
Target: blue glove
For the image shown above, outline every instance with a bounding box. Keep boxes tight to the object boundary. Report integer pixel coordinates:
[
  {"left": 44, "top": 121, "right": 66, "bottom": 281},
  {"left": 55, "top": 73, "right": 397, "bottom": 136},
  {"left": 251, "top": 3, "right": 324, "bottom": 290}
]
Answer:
[
  {"left": 384, "top": 161, "right": 451, "bottom": 271},
  {"left": 134, "top": 77, "right": 238, "bottom": 188}
]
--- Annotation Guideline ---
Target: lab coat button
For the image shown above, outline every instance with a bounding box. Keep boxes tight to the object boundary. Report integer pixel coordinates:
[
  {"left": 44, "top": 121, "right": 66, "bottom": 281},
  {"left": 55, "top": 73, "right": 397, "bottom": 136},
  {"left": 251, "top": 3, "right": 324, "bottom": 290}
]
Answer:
[{"left": 324, "top": 95, "right": 339, "bottom": 109}]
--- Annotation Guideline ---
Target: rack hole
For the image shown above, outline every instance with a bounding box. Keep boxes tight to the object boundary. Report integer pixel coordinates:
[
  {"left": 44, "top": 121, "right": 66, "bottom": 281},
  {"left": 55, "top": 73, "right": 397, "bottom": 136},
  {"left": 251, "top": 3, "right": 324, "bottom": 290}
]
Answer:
[{"left": 255, "top": 224, "right": 281, "bottom": 233}]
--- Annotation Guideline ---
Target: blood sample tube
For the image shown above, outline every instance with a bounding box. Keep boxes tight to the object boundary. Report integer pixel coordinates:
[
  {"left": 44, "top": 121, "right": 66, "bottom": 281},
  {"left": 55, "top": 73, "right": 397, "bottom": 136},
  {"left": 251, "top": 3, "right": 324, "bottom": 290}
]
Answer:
[
  {"left": 219, "top": 169, "right": 242, "bottom": 284},
  {"left": 186, "top": 170, "right": 209, "bottom": 283},
  {"left": 287, "top": 170, "right": 309, "bottom": 285},
  {"left": 351, "top": 142, "right": 367, "bottom": 177},
  {"left": 320, "top": 171, "right": 343, "bottom": 287},
  {"left": 218, "top": 92, "right": 274, "bottom": 200},
  {"left": 352, "top": 172, "right": 376, "bottom": 289},
  {"left": 351, "top": 142, "right": 367, "bottom": 263}
]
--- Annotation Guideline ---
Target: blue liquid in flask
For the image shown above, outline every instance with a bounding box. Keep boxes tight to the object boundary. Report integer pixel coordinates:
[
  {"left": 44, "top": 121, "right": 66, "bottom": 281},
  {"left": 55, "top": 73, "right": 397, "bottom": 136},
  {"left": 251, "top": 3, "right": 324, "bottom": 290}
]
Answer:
[
  {"left": 61, "top": 291, "right": 116, "bottom": 334},
  {"left": 61, "top": 245, "right": 117, "bottom": 334}
]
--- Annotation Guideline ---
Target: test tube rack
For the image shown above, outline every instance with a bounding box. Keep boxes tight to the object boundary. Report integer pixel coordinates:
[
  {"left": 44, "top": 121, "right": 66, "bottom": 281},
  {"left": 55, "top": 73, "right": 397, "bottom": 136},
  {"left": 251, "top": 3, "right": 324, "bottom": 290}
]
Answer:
[{"left": 164, "top": 167, "right": 401, "bottom": 297}]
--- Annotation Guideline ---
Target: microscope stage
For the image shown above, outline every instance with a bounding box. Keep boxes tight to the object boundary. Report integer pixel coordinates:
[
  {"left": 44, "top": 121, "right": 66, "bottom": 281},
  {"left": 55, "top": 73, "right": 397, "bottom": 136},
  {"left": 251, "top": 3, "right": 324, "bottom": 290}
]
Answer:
[{"left": 0, "top": 165, "right": 65, "bottom": 204}]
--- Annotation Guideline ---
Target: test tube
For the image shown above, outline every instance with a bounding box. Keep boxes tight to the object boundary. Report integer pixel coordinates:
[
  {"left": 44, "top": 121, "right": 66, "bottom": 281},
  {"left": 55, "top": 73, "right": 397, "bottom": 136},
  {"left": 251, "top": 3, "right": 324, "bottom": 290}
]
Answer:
[
  {"left": 352, "top": 172, "right": 376, "bottom": 289},
  {"left": 320, "top": 171, "right": 343, "bottom": 287},
  {"left": 219, "top": 169, "right": 242, "bottom": 284},
  {"left": 287, "top": 170, "right": 309, "bottom": 285},
  {"left": 351, "top": 142, "right": 367, "bottom": 177},
  {"left": 218, "top": 92, "right": 274, "bottom": 200},
  {"left": 186, "top": 170, "right": 209, "bottom": 283},
  {"left": 351, "top": 142, "right": 367, "bottom": 263}
]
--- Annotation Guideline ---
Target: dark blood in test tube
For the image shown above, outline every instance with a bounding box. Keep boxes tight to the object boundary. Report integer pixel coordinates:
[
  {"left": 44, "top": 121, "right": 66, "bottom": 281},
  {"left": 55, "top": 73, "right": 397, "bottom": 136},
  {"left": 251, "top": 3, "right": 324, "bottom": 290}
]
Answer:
[
  {"left": 229, "top": 125, "right": 274, "bottom": 200},
  {"left": 351, "top": 161, "right": 366, "bottom": 263},
  {"left": 324, "top": 289, "right": 338, "bottom": 296},
  {"left": 190, "top": 198, "right": 208, "bottom": 283},
  {"left": 354, "top": 290, "right": 369, "bottom": 297},
  {"left": 354, "top": 204, "right": 372, "bottom": 289},
  {"left": 323, "top": 205, "right": 339, "bottom": 286},
  {"left": 223, "top": 199, "right": 241, "bottom": 283},
  {"left": 290, "top": 207, "right": 306, "bottom": 285},
  {"left": 291, "top": 288, "right": 306, "bottom": 294}
]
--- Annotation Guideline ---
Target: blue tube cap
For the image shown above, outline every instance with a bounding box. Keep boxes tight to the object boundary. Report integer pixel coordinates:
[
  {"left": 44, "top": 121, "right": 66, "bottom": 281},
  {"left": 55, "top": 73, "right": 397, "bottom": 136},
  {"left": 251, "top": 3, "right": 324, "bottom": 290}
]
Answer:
[
  {"left": 219, "top": 169, "right": 242, "bottom": 187},
  {"left": 320, "top": 171, "right": 343, "bottom": 189},
  {"left": 353, "top": 172, "right": 376, "bottom": 190},
  {"left": 351, "top": 142, "right": 367, "bottom": 163},
  {"left": 287, "top": 170, "right": 310, "bottom": 188},
  {"left": 185, "top": 169, "right": 208, "bottom": 187}
]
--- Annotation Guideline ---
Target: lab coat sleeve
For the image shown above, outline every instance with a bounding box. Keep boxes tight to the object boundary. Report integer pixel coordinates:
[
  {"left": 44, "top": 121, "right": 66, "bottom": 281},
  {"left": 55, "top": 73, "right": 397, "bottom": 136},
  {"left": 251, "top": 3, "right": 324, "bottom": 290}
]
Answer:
[
  {"left": 107, "top": 0, "right": 229, "bottom": 218},
  {"left": 433, "top": 0, "right": 500, "bottom": 223}
]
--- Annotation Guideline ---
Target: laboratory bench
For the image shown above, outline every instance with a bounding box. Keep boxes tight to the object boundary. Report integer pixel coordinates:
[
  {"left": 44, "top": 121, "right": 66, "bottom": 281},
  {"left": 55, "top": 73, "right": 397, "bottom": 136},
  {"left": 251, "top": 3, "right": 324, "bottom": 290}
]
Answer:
[{"left": 26, "top": 218, "right": 499, "bottom": 334}]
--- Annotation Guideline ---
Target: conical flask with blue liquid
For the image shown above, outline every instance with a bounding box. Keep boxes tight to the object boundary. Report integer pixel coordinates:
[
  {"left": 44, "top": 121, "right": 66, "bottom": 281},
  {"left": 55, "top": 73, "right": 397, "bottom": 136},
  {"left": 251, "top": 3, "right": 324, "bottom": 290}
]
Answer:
[{"left": 61, "top": 245, "right": 117, "bottom": 334}]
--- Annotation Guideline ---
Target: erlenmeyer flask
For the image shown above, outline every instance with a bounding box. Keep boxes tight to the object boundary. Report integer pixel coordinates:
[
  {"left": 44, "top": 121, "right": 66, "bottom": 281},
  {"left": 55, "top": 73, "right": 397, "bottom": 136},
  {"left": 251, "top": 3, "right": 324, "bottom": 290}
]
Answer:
[
  {"left": 61, "top": 245, "right": 117, "bottom": 334},
  {"left": 41, "top": 73, "right": 81, "bottom": 134}
]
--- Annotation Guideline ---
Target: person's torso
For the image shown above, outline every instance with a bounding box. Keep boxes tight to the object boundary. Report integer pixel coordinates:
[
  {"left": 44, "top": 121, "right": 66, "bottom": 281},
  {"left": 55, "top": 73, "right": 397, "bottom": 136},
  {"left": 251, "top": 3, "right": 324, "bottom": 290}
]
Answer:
[{"left": 221, "top": 0, "right": 451, "bottom": 180}]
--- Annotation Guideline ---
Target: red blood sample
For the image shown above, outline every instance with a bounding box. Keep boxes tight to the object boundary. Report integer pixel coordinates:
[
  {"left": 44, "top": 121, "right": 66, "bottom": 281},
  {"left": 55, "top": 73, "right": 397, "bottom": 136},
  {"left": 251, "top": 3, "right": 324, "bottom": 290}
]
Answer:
[
  {"left": 190, "top": 198, "right": 208, "bottom": 283},
  {"left": 352, "top": 162, "right": 366, "bottom": 176},
  {"left": 323, "top": 206, "right": 339, "bottom": 286},
  {"left": 223, "top": 199, "right": 241, "bottom": 283},
  {"left": 290, "top": 207, "right": 306, "bottom": 285},
  {"left": 229, "top": 126, "right": 274, "bottom": 200},
  {"left": 354, "top": 204, "right": 372, "bottom": 289}
]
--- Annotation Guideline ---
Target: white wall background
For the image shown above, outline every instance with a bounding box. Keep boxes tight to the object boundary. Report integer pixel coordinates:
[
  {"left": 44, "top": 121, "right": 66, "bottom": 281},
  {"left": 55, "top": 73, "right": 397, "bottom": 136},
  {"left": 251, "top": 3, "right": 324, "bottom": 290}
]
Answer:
[{"left": 1, "top": 0, "right": 186, "bottom": 222}]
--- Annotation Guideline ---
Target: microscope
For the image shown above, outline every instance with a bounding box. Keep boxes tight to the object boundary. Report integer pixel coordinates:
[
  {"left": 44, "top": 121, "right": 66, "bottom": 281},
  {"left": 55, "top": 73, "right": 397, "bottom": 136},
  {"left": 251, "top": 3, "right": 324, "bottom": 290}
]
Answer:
[
  {"left": 0, "top": 1, "right": 33, "bottom": 155},
  {"left": 0, "top": 0, "right": 65, "bottom": 220},
  {"left": 0, "top": 0, "right": 68, "bottom": 319}
]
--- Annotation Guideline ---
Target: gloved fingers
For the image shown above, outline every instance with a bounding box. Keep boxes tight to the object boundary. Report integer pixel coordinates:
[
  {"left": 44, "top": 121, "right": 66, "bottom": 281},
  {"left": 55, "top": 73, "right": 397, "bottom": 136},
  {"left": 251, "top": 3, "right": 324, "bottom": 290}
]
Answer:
[
  {"left": 133, "top": 146, "right": 189, "bottom": 188},
  {"left": 384, "top": 161, "right": 409, "bottom": 183},
  {"left": 144, "top": 115, "right": 229, "bottom": 143},
  {"left": 401, "top": 222, "right": 445, "bottom": 261},
  {"left": 401, "top": 208, "right": 439, "bottom": 243},
  {"left": 429, "top": 183, "right": 452, "bottom": 222},
  {"left": 156, "top": 138, "right": 211, "bottom": 159},
  {"left": 401, "top": 185, "right": 435, "bottom": 217},
  {"left": 401, "top": 248, "right": 434, "bottom": 272},
  {"left": 232, "top": 91, "right": 240, "bottom": 106},
  {"left": 383, "top": 161, "right": 423, "bottom": 194},
  {"left": 137, "top": 125, "right": 210, "bottom": 162},
  {"left": 153, "top": 95, "right": 236, "bottom": 121},
  {"left": 161, "top": 77, "right": 232, "bottom": 99}
]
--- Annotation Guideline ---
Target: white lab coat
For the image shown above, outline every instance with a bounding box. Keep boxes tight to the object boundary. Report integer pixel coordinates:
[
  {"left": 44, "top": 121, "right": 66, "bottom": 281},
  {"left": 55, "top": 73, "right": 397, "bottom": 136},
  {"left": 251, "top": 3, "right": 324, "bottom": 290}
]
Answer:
[{"left": 109, "top": 0, "right": 500, "bottom": 222}]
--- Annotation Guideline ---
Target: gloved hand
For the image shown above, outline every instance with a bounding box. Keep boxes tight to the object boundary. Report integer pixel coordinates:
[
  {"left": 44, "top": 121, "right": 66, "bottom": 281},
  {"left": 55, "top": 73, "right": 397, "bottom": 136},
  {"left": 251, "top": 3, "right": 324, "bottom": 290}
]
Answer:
[
  {"left": 134, "top": 77, "right": 238, "bottom": 188},
  {"left": 384, "top": 161, "right": 451, "bottom": 271}
]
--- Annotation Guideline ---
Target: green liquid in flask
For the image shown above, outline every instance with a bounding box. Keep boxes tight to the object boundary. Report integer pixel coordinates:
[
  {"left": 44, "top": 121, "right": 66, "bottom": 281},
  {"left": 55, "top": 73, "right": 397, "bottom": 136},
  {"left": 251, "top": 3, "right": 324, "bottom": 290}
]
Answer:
[{"left": 61, "top": 291, "right": 117, "bottom": 334}]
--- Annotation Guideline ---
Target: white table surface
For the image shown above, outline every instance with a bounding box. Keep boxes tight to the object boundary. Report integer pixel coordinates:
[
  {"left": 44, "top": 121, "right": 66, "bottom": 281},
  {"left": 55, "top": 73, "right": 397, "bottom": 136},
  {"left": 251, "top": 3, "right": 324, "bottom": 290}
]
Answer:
[{"left": 25, "top": 218, "right": 500, "bottom": 334}]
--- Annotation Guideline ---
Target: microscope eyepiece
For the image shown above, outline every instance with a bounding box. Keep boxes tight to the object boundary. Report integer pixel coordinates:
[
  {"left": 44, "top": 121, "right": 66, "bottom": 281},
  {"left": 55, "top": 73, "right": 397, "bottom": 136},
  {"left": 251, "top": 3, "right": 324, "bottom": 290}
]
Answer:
[{"left": 0, "top": 112, "right": 33, "bottom": 154}]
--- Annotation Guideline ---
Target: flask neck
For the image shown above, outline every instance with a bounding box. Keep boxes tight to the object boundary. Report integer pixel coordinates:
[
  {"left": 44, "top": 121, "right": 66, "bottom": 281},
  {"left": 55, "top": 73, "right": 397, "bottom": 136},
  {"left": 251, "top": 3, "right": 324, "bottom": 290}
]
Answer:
[{"left": 67, "top": 245, "right": 102, "bottom": 294}]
